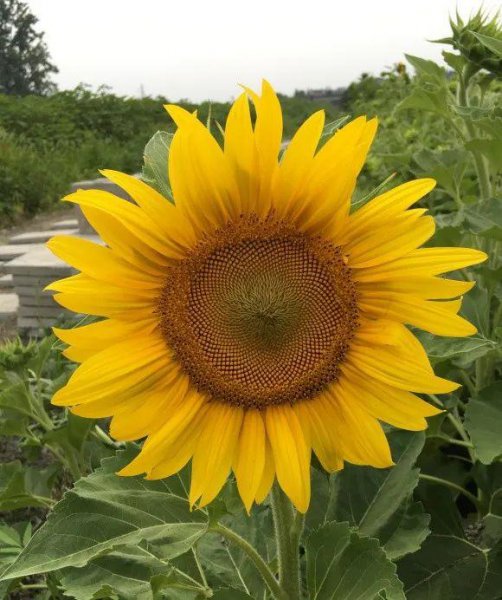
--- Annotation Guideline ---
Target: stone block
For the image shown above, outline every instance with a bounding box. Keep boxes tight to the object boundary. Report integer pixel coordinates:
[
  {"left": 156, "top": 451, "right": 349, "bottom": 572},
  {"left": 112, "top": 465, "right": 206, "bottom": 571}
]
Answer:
[
  {"left": 8, "top": 229, "right": 78, "bottom": 245},
  {"left": 5, "top": 245, "right": 74, "bottom": 276},
  {"left": 0, "top": 244, "right": 36, "bottom": 260},
  {"left": 0, "top": 293, "right": 18, "bottom": 319},
  {"left": 52, "top": 219, "right": 79, "bottom": 230},
  {"left": 0, "top": 274, "right": 13, "bottom": 289},
  {"left": 18, "top": 294, "right": 58, "bottom": 308}
]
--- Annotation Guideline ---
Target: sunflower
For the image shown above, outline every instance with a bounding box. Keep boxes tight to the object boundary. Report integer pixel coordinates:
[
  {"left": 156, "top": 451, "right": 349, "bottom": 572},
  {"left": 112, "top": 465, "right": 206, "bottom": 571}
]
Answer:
[{"left": 47, "top": 81, "right": 486, "bottom": 513}]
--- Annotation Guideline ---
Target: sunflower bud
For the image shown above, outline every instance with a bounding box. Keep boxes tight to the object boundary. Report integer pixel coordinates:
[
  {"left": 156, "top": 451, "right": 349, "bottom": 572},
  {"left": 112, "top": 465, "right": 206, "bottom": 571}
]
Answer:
[{"left": 441, "top": 9, "right": 502, "bottom": 75}]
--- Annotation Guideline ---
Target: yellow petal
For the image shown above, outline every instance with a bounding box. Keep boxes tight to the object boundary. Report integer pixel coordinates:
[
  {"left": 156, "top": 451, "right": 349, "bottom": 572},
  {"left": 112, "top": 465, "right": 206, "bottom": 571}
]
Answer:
[
  {"left": 64, "top": 190, "right": 186, "bottom": 260},
  {"left": 295, "top": 117, "right": 378, "bottom": 236},
  {"left": 247, "top": 80, "right": 283, "bottom": 208},
  {"left": 190, "top": 403, "right": 244, "bottom": 507},
  {"left": 52, "top": 333, "right": 173, "bottom": 407},
  {"left": 224, "top": 93, "right": 257, "bottom": 213},
  {"left": 325, "top": 384, "right": 394, "bottom": 468},
  {"left": 100, "top": 170, "right": 195, "bottom": 248},
  {"left": 48, "top": 274, "right": 155, "bottom": 319},
  {"left": 110, "top": 376, "right": 190, "bottom": 441},
  {"left": 265, "top": 404, "right": 311, "bottom": 513},
  {"left": 47, "top": 236, "right": 161, "bottom": 290},
  {"left": 346, "top": 341, "right": 459, "bottom": 394},
  {"left": 53, "top": 318, "right": 157, "bottom": 351},
  {"left": 118, "top": 388, "right": 207, "bottom": 476},
  {"left": 354, "top": 247, "right": 487, "bottom": 282},
  {"left": 295, "top": 397, "right": 343, "bottom": 472},
  {"left": 233, "top": 409, "right": 266, "bottom": 513},
  {"left": 255, "top": 439, "right": 275, "bottom": 504},
  {"left": 342, "top": 179, "right": 436, "bottom": 244},
  {"left": 340, "top": 370, "right": 442, "bottom": 431},
  {"left": 359, "top": 294, "right": 477, "bottom": 337},
  {"left": 346, "top": 212, "right": 435, "bottom": 269},
  {"left": 81, "top": 205, "right": 169, "bottom": 272},
  {"left": 166, "top": 106, "right": 239, "bottom": 229},
  {"left": 358, "top": 277, "right": 475, "bottom": 299},
  {"left": 273, "top": 110, "right": 325, "bottom": 217}
]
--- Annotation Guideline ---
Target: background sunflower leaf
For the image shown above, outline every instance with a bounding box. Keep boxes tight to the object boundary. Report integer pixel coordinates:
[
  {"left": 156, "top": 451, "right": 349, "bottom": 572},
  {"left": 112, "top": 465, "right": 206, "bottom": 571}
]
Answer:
[
  {"left": 464, "top": 382, "right": 502, "bottom": 464},
  {"left": 398, "top": 535, "right": 502, "bottom": 600},
  {"left": 305, "top": 521, "right": 405, "bottom": 600},
  {"left": 0, "top": 447, "right": 208, "bottom": 583},
  {"left": 142, "top": 130, "right": 173, "bottom": 201}
]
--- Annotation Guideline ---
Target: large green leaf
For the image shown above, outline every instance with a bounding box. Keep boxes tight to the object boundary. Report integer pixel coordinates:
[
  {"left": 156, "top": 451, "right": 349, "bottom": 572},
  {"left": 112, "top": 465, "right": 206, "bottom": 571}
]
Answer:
[
  {"left": 0, "top": 448, "right": 208, "bottom": 582},
  {"left": 305, "top": 521, "right": 405, "bottom": 600},
  {"left": 197, "top": 481, "right": 275, "bottom": 597},
  {"left": 464, "top": 383, "right": 502, "bottom": 464},
  {"left": 142, "top": 130, "right": 173, "bottom": 200},
  {"left": 60, "top": 545, "right": 209, "bottom": 600},
  {"left": 399, "top": 535, "right": 502, "bottom": 599},
  {"left": 307, "top": 432, "right": 429, "bottom": 561}
]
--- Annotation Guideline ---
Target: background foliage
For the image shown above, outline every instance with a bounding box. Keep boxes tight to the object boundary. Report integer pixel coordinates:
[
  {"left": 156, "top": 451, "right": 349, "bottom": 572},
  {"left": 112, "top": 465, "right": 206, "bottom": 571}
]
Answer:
[{"left": 0, "top": 8, "right": 501, "bottom": 600}]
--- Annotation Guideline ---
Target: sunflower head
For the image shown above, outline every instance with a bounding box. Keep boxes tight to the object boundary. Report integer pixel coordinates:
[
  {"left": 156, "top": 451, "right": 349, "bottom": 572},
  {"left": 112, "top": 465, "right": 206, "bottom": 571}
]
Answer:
[{"left": 47, "top": 81, "right": 486, "bottom": 514}]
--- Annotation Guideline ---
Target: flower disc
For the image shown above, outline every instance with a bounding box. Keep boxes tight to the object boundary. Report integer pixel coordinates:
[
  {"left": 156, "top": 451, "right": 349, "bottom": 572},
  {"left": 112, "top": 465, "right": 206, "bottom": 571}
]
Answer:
[{"left": 158, "top": 215, "right": 358, "bottom": 408}]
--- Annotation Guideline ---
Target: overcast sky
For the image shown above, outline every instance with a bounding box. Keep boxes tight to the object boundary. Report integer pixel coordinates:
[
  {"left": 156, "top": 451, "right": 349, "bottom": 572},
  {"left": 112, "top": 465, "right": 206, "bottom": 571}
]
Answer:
[{"left": 28, "top": 0, "right": 499, "bottom": 102}]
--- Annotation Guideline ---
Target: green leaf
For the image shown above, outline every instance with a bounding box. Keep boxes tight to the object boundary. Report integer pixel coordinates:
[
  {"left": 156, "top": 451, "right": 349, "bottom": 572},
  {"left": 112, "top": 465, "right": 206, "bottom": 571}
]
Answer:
[
  {"left": 464, "top": 199, "right": 502, "bottom": 241},
  {"left": 405, "top": 54, "right": 447, "bottom": 82},
  {"left": 417, "top": 332, "right": 496, "bottom": 367},
  {"left": 442, "top": 51, "right": 466, "bottom": 74},
  {"left": 397, "top": 89, "right": 449, "bottom": 118},
  {"left": 305, "top": 521, "right": 405, "bottom": 600},
  {"left": 399, "top": 535, "right": 502, "bottom": 599},
  {"left": 197, "top": 482, "right": 275, "bottom": 596},
  {"left": 0, "top": 461, "right": 57, "bottom": 511},
  {"left": 307, "top": 432, "right": 429, "bottom": 560},
  {"left": 60, "top": 545, "right": 208, "bottom": 600},
  {"left": 474, "top": 463, "right": 502, "bottom": 545},
  {"left": 377, "top": 500, "right": 431, "bottom": 560},
  {"left": 472, "top": 32, "right": 502, "bottom": 58},
  {"left": 464, "top": 382, "right": 502, "bottom": 464},
  {"left": 211, "top": 590, "right": 255, "bottom": 599},
  {"left": 142, "top": 131, "right": 173, "bottom": 201},
  {"left": 0, "top": 448, "right": 208, "bottom": 582}
]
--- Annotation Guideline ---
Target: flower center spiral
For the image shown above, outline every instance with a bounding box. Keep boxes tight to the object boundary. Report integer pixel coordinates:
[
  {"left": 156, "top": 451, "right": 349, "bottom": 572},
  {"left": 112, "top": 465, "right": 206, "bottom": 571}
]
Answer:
[{"left": 158, "top": 215, "right": 358, "bottom": 408}]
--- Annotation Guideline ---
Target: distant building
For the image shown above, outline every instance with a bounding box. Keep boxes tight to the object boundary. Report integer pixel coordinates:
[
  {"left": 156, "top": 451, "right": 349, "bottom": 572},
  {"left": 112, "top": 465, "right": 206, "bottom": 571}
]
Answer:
[{"left": 294, "top": 87, "right": 347, "bottom": 107}]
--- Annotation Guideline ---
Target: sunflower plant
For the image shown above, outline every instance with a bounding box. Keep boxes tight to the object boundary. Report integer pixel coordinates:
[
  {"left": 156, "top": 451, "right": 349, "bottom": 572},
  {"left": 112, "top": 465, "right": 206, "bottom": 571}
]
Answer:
[{"left": 1, "top": 13, "right": 501, "bottom": 599}]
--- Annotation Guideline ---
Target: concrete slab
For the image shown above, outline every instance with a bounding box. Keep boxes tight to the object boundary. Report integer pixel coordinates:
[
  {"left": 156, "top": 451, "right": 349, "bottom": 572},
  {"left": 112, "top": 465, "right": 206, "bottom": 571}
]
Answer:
[
  {"left": 17, "top": 316, "right": 65, "bottom": 330},
  {"left": 0, "top": 274, "right": 13, "bottom": 289},
  {"left": 52, "top": 219, "right": 79, "bottom": 230},
  {"left": 18, "top": 294, "right": 58, "bottom": 308},
  {"left": 5, "top": 245, "right": 75, "bottom": 276},
  {"left": 8, "top": 229, "right": 78, "bottom": 245},
  {"left": 18, "top": 305, "right": 66, "bottom": 318},
  {"left": 14, "top": 285, "right": 54, "bottom": 297},
  {"left": 0, "top": 293, "right": 18, "bottom": 319},
  {"left": 0, "top": 244, "right": 36, "bottom": 260}
]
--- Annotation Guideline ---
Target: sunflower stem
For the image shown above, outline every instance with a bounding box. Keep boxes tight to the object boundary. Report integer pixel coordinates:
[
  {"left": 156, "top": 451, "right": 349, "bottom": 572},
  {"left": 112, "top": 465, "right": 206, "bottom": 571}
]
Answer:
[
  {"left": 210, "top": 524, "right": 286, "bottom": 600},
  {"left": 270, "top": 484, "right": 303, "bottom": 600}
]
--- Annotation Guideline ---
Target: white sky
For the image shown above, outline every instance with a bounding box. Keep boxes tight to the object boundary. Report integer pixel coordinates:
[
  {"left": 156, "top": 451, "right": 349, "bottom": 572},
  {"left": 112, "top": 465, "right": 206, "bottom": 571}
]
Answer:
[{"left": 28, "top": 0, "right": 500, "bottom": 102}]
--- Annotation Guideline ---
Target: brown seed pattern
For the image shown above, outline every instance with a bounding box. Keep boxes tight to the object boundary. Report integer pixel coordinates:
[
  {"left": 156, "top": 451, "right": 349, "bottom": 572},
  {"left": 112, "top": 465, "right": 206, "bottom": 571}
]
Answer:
[{"left": 157, "top": 214, "right": 358, "bottom": 409}]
